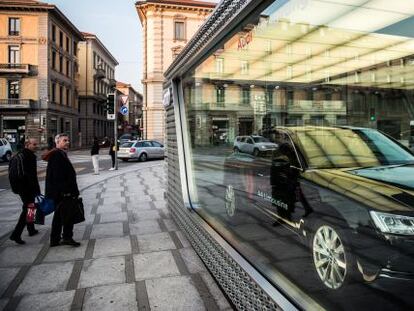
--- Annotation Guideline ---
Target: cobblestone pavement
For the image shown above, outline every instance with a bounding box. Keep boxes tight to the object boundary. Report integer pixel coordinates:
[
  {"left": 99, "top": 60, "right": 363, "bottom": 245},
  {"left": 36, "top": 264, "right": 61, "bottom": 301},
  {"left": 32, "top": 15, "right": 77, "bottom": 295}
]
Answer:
[{"left": 0, "top": 162, "right": 232, "bottom": 311}]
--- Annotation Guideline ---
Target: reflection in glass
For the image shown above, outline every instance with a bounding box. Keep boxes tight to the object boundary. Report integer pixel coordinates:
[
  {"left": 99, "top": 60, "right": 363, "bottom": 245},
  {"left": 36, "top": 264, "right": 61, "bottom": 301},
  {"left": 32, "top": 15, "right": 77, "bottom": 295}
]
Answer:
[{"left": 182, "top": 0, "right": 414, "bottom": 309}]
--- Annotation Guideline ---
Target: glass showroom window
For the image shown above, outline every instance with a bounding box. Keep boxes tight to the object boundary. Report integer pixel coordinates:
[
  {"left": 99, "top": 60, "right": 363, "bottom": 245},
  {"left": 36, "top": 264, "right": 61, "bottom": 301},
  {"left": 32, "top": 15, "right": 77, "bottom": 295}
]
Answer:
[{"left": 182, "top": 0, "right": 414, "bottom": 309}]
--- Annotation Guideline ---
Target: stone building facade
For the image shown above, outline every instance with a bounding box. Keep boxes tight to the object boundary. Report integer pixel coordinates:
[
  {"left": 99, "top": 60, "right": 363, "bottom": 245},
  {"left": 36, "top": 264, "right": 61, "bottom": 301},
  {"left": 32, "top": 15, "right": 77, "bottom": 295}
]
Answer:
[
  {"left": 0, "top": 0, "right": 83, "bottom": 149},
  {"left": 135, "top": 0, "right": 215, "bottom": 142},
  {"left": 78, "top": 32, "right": 118, "bottom": 147}
]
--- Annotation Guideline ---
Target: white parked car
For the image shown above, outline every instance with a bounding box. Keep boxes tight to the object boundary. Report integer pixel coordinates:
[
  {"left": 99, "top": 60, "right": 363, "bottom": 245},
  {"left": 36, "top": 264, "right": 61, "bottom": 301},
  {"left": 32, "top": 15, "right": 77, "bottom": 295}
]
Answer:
[
  {"left": 118, "top": 140, "right": 164, "bottom": 162},
  {"left": 0, "top": 138, "right": 12, "bottom": 162},
  {"left": 233, "top": 135, "right": 278, "bottom": 156}
]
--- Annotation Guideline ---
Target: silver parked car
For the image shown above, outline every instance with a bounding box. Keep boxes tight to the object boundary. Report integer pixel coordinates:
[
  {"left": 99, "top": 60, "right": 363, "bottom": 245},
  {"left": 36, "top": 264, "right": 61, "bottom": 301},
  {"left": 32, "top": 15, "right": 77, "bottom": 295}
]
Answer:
[
  {"left": 233, "top": 135, "right": 278, "bottom": 156},
  {"left": 0, "top": 138, "right": 12, "bottom": 162},
  {"left": 117, "top": 140, "right": 164, "bottom": 162}
]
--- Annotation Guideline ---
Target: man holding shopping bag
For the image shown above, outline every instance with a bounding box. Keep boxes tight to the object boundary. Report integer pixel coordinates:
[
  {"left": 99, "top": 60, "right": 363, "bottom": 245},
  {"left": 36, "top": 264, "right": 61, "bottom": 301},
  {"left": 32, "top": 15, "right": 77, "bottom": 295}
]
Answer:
[
  {"left": 9, "top": 138, "right": 41, "bottom": 244},
  {"left": 46, "top": 133, "right": 81, "bottom": 247}
]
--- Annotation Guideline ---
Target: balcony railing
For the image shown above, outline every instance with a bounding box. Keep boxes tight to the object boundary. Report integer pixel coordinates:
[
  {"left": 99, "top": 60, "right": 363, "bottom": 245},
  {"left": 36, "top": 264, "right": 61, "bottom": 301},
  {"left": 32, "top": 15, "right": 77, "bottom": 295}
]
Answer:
[
  {"left": 94, "top": 68, "right": 105, "bottom": 80},
  {"left": 0, "top": 64, "right": 38, "bottom": 76},
  {"left": 0, "top": 99, "right": 36, "bottom": 109},
  {"left": 9, "top": 31, "right": 20, "bottom": 36}
]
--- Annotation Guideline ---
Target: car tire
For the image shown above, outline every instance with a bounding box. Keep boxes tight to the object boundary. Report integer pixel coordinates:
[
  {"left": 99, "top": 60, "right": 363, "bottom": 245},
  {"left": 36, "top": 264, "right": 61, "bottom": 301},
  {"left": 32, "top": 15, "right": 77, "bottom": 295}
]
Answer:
[
  {"left": 253, "top": 148, "right": 260, "bottom": 156},
  {"left": 224, "top": 185, "right": 236, "bottom": 217},
  {"left": 139, "top": 153, "right": 148, "bottom": 162},
  {"left": 3, "top": 152, "right": 11, "bottom": 162},
  {"left": 121, "top": 159, "right": 129, "bottom": 162},
  {"left": 233, "top": 147, "right": 240, "bottom": 153},
  {"left": 310, "top": 219, "right": 362, "bottom": 290}
]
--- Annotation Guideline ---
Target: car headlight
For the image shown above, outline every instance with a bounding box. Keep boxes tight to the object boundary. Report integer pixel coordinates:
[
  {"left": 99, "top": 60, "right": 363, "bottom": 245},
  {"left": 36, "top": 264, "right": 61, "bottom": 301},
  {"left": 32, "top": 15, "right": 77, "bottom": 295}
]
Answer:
[
  {"left": 260, "top": 145, "right": 267, "bottom": 149},
  {"left": 370, "top": 211, "right": 414, "bottom": 235}
]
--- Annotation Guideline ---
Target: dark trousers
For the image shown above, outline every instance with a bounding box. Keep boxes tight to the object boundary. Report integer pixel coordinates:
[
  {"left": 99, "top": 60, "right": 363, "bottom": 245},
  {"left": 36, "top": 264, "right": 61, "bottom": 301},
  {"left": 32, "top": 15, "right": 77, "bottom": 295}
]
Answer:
[
  {"left": 11, "top": 202, "right": 36, "bottom": 238},
  {"left": 50, "top": 204, "right": 73, "bottom": 243},
  {"left": 110, "top": 153, "right": 115, "bottom": 168}
]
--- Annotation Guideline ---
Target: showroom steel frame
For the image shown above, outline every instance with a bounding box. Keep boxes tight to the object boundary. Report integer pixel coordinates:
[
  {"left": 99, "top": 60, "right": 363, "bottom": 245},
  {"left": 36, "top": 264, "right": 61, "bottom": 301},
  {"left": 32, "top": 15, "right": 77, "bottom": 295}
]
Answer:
[{"left": 163, "top": 0, "right": 310, "bottom": 310}]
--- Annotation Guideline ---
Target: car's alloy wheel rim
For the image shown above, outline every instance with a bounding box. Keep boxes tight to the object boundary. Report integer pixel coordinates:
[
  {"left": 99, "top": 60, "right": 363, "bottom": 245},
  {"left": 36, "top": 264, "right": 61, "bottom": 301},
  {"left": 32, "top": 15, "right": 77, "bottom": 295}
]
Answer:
[
  {"left": 313, "top": 225, "right": 347, "bottom": 289},
  {"left": 225, "top": 185, "right": 235, "bottom": 217},
  {"left": 6, "top": 153, "right": 11, "bottom": 161},
  {"left": 141, "top": 154, "right": 147, "bottom": 161}
]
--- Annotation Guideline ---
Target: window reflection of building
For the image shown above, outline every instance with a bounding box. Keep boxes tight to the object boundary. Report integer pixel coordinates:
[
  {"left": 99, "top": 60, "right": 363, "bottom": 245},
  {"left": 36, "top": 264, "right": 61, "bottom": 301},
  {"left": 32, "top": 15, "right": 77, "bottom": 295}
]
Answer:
[{"left": 184, "top": 16, "right": 414, "bottom": 148}]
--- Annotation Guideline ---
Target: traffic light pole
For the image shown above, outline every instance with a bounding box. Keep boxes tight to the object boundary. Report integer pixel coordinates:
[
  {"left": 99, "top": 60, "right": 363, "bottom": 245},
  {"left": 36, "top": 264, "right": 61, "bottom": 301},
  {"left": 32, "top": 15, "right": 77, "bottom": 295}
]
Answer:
[{"left": 114, "top": 89, "right": 118, "bottom": 170}]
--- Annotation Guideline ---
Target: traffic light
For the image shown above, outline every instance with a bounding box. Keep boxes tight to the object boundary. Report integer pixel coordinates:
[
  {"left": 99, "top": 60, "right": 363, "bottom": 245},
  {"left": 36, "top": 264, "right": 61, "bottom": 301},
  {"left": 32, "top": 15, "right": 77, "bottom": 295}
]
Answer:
[
  {"left": 369, "top": 108, "right": 376, "bottom": 121},
  {"left": 106, "top": 93, "right": 115, "bottom": 120}
]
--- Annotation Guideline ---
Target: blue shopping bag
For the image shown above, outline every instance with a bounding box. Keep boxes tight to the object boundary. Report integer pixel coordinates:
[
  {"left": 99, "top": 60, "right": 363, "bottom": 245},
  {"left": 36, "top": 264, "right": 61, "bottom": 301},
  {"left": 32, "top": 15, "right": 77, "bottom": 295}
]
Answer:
[{"left": 35, "top": 195, "right": 55, "bottom": 215}]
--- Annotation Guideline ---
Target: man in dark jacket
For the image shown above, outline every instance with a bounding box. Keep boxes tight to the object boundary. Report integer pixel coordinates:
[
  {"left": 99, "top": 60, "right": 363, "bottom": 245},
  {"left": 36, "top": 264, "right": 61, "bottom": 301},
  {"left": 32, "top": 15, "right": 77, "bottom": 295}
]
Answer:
[
  {"left": 46, "top": 133, "right": 80, "bottom": 247},
  {"left": 10, "top": 138, "right": 41, "bottom": 244}
]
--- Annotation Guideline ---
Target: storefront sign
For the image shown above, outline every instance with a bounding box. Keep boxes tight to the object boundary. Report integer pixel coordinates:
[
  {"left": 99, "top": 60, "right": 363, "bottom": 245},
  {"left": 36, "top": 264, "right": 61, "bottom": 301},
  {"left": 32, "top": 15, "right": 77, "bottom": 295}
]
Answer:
[{"left": 3, "top": 116, "right": 25, "bottom": 120}]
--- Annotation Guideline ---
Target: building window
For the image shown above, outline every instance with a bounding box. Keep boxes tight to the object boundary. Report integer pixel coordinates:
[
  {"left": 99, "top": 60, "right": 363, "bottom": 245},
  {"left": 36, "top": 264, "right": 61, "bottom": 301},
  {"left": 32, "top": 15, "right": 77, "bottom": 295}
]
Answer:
[
  {"left": 66, "top": 37, "right": 70, "bottom": 51},
  {"left": 66, "top": 89, "right": 70, "bottom": 106},
  {"left": 241, "top": 88, "right": 250, "bottom": 105},
  {"left": 174, "top": 21, "right": 185, "bottom": 40},
  {"left": 241, "top": 61, "right": 249, "bottom": 75},
  {"left": 216, "top": 58, "right": 224, "bottom": 74},
  {"left": 52, "top": 51, "right": 56, "bottom": 69},
  {"left": 52, "top": 25, "right": 56, "bottom": 42},
  {"left": 59, "top": 56, "right": 63, "bottom": 73},
  {"left": 59, "top": 85, "right": 64, "bottom": 105},
  {"left": 7, "top": 80, "right": 20, "bottom": 99},
  {"left": 59, "top": 31, "right": 63, "bottom": 47},
  {"left": 216, "top": 87, "right": 225, "bottom": 105},
  {"left": 73, "top": 41, "right": 77, "bottom": 56},
  {"left": 51, "top": 83, "right": 56, "bottom": 103},
  {"left": 9, "top": 18, "right": 20, "bottom": 36},
  {"left": 66, "top": 60, "right": 70, "bottom": 76},
  {"left": 8, "top": 46, "right": 20, "bottom": 64}
]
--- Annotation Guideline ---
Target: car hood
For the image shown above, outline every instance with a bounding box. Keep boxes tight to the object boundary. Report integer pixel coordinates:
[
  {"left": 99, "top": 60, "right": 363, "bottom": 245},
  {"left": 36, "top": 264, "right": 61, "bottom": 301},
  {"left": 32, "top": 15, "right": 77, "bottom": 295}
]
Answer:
[{"left": 303, "top": 166, "right": 414, "bottom": 213}]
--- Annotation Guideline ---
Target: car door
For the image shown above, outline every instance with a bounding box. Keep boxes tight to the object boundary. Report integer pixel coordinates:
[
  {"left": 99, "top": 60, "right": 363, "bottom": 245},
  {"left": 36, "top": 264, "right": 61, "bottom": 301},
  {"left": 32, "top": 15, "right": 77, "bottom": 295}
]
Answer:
[
  {"left": 151, "top": 141, "right": 164, "bottom": 158},
  {"left": 266, "top": 131, "right": 310, "bottom": 228},
  {"left": 244, "top": 137, "right": 255, "bottom": 154}
]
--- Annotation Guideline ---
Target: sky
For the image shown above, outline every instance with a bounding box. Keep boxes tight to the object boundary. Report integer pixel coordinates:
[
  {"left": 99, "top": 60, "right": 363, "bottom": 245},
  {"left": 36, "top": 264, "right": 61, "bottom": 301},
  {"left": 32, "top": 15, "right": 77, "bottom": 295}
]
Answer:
[
  {"left": 45, "top": 0, "right": 219, "bottom": 94},
  {"left": 46, "top": 0, "right": 143, "bottom": 92}
]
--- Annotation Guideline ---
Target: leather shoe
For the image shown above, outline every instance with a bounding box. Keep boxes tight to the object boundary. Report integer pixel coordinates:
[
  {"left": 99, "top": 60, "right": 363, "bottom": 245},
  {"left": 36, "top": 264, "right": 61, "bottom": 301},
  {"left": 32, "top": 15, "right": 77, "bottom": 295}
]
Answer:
[
  {"left": 50, "top": 240, "right": 61, "bottom": 247},
  {"left": 61, "top": 239, "right": 81, "bottom": 247},
  {"left": 10, "top": 236, "right": 25, "bottom": 245},
  {"left": 28, "top": 230, "right": 39, "bottom": 237}
]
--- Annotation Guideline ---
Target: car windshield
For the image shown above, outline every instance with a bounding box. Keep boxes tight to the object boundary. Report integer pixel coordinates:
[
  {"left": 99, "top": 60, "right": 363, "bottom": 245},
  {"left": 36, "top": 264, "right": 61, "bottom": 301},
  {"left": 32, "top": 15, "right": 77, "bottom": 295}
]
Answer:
[
  {"left": 252, "top": 136, "right": 269, "bottom": 143},
  {"left": 121, "top": 142, "right": 134, "bottom": 148},
  {"left": 296, "top": 128, "right": 414, "bottom": 169}
]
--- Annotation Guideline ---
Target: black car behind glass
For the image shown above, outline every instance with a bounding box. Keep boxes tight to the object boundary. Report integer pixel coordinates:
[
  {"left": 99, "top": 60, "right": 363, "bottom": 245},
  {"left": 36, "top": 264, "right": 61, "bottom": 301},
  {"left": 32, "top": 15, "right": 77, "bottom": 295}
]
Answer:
[{"left": 224, "top": 126, "right": 414, "bottom": 290}]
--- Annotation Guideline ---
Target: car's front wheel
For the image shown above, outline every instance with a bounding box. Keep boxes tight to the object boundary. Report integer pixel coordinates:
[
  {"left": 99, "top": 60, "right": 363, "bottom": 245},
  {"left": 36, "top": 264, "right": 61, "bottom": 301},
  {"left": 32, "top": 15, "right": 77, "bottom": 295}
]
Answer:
[
  {"left": 311, "top": 222, "right": 360, "bottom": 290},
  {"left": 253, "top": 148, "right": 260, "bottom": 156}
]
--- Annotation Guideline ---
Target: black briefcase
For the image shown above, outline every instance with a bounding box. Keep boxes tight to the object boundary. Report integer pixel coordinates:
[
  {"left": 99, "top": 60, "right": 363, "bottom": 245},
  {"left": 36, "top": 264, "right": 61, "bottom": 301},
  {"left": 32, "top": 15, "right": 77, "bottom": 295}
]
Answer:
[{"left": 60, "top": 197, "right": 85, "bottom": 225}]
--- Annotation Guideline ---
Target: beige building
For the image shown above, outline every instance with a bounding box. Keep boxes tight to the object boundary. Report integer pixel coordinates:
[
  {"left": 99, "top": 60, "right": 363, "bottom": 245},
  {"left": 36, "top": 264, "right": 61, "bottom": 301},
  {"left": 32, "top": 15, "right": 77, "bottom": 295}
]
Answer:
[
  {"left": 116, "top": 81, "right": 143, "bottom": 138},
  {"left": 135, "top": 0, "right": 215, "bottom": 142},
  {"left": 0, "top": 0, "right": 83, "bottom": 148},
  {"left": 78, "top": 32, "right": 118, "bottom": 146}
]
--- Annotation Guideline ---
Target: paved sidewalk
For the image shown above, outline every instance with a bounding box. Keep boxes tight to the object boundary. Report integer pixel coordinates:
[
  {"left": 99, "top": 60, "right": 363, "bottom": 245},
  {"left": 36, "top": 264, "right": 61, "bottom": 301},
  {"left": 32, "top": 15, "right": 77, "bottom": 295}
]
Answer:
[{"left": 0, "top": 163, "right": 232, "bottom": 310}]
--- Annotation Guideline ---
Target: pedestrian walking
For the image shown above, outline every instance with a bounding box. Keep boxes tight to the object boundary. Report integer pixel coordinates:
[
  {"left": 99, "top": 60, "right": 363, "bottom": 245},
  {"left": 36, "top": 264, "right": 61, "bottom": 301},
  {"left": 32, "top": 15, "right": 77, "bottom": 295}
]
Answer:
[
  {"left": 109, "top": 138, "right": 117, "bottom": 170},
  {"left": 9, "top": 138, "right": 40, "bottom": 244},
  {"left": 46, "top": 133, "right": 81, "bottom": 247},
  {"left": 91, "top": 136, "right": 100, "bottom": 175}
]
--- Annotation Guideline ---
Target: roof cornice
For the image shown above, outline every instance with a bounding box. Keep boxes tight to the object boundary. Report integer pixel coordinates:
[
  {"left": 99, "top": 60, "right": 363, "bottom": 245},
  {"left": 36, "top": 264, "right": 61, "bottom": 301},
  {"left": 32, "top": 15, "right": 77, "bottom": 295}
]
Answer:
[
  {"left": 0, "top": 1, "right": 84, "bottom": 40},
  {"left": 135, "top": 0, "right": 216, "bottom": 9},
  {"left": 81, "top": 32, "right": 119, "bottom": 66},
  {"left": 165, "top": 0, "right": 254, "bottom": 79}
]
